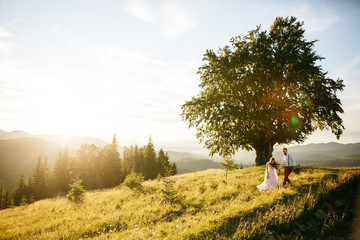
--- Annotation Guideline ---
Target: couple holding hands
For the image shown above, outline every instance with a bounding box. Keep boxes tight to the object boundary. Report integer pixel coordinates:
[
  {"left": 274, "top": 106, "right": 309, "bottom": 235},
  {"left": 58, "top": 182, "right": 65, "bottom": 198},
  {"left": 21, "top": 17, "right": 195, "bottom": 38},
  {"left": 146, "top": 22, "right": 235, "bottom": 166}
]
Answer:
[{"left": 257, "top": 148, "right": 296, "bottom": 191}]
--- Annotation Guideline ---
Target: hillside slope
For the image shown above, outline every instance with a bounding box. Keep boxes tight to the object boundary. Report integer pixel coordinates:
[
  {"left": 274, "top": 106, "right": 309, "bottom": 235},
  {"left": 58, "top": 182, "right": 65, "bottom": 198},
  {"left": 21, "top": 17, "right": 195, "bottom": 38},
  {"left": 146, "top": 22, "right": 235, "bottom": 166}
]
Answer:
[
  {"left": 0, "top": 137, "right": 62, "bottom": 190},
  {"left": 0, "top": 132, "right": 109, "bottom": 190},
  {"left": 1, "top": 166, "right": 359, "bottom": 239}
]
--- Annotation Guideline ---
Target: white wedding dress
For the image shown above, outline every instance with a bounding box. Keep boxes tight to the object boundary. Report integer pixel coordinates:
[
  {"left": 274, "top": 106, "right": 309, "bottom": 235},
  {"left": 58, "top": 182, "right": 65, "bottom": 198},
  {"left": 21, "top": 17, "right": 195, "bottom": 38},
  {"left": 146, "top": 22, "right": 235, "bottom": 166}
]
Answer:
[{"left": 257, "top": 162, "right": 281, "bottom": 191}]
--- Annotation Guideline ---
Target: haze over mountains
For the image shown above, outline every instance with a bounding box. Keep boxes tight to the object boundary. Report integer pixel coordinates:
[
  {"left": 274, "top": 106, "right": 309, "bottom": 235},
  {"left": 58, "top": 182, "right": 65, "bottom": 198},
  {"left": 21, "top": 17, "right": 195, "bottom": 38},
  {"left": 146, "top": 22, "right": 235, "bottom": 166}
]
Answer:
[
  {"left": 0, "top": 130, "right": 109, "bottom": 149},
  {"left": 0, "top": 129, "right": 359, "bottom": 190}
]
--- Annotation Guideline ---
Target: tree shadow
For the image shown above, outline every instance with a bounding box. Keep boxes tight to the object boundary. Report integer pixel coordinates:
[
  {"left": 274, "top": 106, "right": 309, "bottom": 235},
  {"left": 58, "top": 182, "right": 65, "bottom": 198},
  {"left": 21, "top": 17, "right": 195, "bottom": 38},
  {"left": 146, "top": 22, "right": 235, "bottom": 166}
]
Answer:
[{"left": 262, "top": 176, "right": 359, "bottom": 240}]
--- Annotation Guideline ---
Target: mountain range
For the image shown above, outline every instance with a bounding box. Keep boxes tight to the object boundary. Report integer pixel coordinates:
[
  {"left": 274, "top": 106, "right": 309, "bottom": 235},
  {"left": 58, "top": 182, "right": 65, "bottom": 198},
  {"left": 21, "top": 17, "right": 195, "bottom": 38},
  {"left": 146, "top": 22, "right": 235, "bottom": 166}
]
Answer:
[{"left": 0, "top": 129, "right": 359, "bottom": 190}]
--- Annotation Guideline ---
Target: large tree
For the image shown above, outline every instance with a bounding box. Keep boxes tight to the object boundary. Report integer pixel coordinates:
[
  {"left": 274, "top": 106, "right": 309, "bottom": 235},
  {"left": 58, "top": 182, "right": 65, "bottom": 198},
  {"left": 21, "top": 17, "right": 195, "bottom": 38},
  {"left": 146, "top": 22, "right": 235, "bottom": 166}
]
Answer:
[{"left": 181, "top": 16, "right": 344, "bottom": 165}]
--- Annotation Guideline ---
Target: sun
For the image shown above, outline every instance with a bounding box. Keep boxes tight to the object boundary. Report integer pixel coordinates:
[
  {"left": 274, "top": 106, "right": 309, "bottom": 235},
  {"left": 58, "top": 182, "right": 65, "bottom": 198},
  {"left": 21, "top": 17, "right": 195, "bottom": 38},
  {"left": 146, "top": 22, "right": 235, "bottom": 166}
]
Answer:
[{"left": 59, "top": 134, "right": 70, "bottom": 145}]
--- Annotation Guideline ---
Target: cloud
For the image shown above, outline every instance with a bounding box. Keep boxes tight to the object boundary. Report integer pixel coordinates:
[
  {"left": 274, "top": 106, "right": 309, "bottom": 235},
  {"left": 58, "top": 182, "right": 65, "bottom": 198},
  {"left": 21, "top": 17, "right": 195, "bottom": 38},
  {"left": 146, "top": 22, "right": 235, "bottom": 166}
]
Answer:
[
  {"left": 93, "top": 45, "right": 199, "bottom": 120},
  {"left": 0, "top": 25, "right": 16, "bottom": 53},
  {"left": 123, "top": 0, "right": 153, "bottom": 22},
  {"left": 329, "top": 49, "right": 360, "bottom": 142},
  {"left": 291, "top": 0, "right": 339, "bottom": 32},
  {"left": 0, "top": 40, "right": 16, "bottom": 53},
  {"left": 0, "top": 26, "right": 13, "bottom": 38},
  {"left": 123, "top": 0, "right": 198, "bottom": 38},
  {"left": 334, "top": 49, "right": 360, "bottom": 107},
  {"left": 48, "top": 25, "right": 60, "bottom": 35},
  {"left": 301, "top": 15, "right": 339, "bottom": 32}
]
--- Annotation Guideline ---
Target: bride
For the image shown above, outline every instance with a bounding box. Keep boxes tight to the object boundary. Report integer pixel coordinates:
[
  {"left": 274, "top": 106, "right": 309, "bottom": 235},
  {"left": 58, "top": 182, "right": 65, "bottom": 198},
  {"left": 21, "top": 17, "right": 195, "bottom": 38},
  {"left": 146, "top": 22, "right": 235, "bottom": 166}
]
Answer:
[{"left": 257, "top": 157, "right": 282, "bottom": 191}]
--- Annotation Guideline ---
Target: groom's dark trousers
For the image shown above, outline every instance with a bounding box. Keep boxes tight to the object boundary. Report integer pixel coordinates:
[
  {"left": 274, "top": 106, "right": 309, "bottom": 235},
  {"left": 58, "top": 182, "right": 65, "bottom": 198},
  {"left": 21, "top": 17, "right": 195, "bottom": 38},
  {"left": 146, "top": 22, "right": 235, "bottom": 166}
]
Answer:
[{"left": 283, "top": 166, "right": 293, "bottom": 186}]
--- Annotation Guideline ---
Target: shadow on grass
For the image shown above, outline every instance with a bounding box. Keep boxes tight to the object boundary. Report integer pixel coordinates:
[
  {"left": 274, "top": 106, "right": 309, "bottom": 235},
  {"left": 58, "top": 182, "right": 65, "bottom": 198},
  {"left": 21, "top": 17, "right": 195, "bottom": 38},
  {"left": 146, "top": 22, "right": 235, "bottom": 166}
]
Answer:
[
  {"left": 262, "top": 175, "right": 360, "bottom": 240},
  {"left": 191, "top": 174, "right": 360, "bottom": 240}
]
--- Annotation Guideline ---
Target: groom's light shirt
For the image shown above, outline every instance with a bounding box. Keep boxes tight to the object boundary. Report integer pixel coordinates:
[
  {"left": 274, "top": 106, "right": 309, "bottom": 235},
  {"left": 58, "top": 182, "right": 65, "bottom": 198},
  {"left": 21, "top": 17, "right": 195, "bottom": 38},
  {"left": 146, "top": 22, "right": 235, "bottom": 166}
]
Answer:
[{"left": 279, "top": 153, "right": 296, "bottom": 170}]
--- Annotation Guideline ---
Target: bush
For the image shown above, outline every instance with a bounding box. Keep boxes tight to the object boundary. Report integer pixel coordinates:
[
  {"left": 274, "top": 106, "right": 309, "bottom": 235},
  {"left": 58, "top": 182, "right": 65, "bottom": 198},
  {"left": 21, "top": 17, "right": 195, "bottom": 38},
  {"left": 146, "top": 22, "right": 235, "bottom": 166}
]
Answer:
[
  {"left": 20, "top": 196, "right": 28, "bottom": 206},
  {"left": 67, "top": 179, "right": 86, "bottom": 203},
  {"left": 123, "top": 171, "right": 144, "bottom": 189},
  {"left": 161, "top": 177, "right": 178, "bottom": 203}
]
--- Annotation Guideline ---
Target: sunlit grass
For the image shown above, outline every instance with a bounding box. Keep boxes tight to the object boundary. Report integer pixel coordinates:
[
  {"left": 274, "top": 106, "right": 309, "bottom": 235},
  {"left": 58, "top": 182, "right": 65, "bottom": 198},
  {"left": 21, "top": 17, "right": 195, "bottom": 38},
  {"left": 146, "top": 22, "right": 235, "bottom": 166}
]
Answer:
[{"left": 1, "top": 166, "right": 359, "bottom": 239}]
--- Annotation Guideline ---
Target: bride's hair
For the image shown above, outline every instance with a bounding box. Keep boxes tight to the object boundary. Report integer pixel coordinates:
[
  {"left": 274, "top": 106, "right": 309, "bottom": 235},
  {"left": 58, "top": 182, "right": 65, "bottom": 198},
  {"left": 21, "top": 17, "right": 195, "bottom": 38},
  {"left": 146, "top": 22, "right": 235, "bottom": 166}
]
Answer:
[{"left": 269, "top": 157, "right": 278, "bottom": 169}]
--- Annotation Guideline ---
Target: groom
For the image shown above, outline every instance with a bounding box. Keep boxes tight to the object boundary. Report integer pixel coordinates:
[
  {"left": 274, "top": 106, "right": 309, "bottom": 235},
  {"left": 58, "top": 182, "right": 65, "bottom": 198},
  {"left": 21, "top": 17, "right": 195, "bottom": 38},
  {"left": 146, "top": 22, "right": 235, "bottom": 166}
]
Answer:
[{"left": 278, "top": 148, "right": 296, "bottom": 187}]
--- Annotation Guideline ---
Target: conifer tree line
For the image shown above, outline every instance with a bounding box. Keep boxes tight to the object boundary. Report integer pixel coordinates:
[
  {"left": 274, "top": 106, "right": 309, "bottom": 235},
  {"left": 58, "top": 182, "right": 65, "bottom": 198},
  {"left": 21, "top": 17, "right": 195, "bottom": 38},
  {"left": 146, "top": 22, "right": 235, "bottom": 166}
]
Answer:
[{"left": 0, "top": 135, "right": 177, "bottom": 209}]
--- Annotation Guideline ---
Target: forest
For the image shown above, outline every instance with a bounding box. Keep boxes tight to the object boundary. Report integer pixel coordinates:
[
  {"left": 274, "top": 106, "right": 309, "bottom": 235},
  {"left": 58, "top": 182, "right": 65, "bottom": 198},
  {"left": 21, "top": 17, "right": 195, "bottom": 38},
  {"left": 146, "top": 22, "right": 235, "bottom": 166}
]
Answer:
[{"left": 0, "top": 135, "right": 177, "bottom": 209}]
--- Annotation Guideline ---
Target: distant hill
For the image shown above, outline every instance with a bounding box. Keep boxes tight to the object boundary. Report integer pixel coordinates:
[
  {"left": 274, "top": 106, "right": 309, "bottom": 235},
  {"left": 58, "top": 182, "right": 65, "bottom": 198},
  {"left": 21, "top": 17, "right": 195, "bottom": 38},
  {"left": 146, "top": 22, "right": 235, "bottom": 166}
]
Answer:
[
  {"left": 0, "top": 137, "right": 62, "bottom": 190},
  {"left": 38, "top": 135, "right": 109, "bottom": 149},
  {"left": 0, "top": 130, "right": 33, "bottom": 139},
  {"left": 0, "top": 130, "right": 109, "bottom": 190},
  {"left": 0, "top": 129, "right": 359, "bottom": 189},
  {"left": 166, "top": 151, "right": 214, "bottom": 162},
  {"left": 0, "top": 130, "right": 109, "bottom": 148},
  {"left": 272, "top": 142, "right": 360, "bottom": 167},
  {"left": 175, "top": 159, "right": 223, "bottom": 174},
  {"left": 167, "top": 141, "right": 360, "bottom": 175},
  {"left": 155, "top": 139, "right": 211, "bottom": 155}
]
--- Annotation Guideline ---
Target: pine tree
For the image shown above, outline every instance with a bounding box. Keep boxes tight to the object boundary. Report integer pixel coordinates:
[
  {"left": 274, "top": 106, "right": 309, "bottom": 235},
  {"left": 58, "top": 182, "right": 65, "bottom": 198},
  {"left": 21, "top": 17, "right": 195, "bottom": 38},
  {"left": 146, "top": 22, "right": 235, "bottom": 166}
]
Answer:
[
  {"left": 73, "top": 144, "right": 101, "bottom": 189},
  {"left": 13, "top": 173, "right": 28, "bottom": 206},
  {"left": 30, "top": 157, "right": 51, "bottom": 200},
  {"left": 158, "top": 149, "right": 171, "bottom": 176},
  {"left": 144, "top": 136, "right": 158, "bottom": 179},
  {"left": 30, "top": 157, "right": 45, "bottom": 200},
  {"left": 27, "top": 176, "right": 34, "bottom": 203},
  {"left": 161, "top": 177, "right": 177, "bottom": 203},
  {"left": 101, "top": 134, "right": 122, "bottom": 188},
  {"left": 168, "top": 163, "right": 178, "bottom": 176},
  {"left": 43, "top": 157, "right": 52, "bottom": 197},
  {"left": 54, "top": 147, "right": 71, "bottom": 193},
  {"left": 122, "top": 145, "right": 135, "bottom": 177},
  {"left": 67, "top": 179, "right": 86, "bottom": 204},
  {"left": 219, "top": 157, "right": 238, "bottom": 182},
  {"left": 2, "top": 187, "right": 12, "bottom": 209},
  {"left": 134, "top": 144, "right": 144, "bottom": 174},
  {"left": 0, "top": 182, "right": 4, "bottom": 209}
]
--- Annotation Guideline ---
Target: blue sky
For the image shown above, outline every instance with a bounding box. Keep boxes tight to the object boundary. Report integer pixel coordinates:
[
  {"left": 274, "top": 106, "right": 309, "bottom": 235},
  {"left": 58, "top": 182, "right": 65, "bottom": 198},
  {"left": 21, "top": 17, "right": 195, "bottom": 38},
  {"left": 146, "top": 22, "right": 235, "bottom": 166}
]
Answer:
[{"left": 0, "top": 0, "right": 359, "bottom": 144}]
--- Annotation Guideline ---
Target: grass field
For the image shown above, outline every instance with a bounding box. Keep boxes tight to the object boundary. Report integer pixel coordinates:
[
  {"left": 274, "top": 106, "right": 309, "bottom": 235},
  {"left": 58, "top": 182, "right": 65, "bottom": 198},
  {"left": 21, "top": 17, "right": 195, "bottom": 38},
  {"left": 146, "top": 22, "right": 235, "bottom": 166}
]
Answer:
[{"left": 1, "top": 166, "right": 360, "bottom": 239}]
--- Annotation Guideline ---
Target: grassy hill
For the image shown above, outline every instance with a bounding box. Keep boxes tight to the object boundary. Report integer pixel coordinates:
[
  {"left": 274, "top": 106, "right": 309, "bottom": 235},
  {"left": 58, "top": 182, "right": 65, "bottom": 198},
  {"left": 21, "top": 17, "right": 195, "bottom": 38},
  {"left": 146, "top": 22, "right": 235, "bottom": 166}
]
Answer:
[{"left": 1, "top": 166, "right": 360, "bottom": 239}]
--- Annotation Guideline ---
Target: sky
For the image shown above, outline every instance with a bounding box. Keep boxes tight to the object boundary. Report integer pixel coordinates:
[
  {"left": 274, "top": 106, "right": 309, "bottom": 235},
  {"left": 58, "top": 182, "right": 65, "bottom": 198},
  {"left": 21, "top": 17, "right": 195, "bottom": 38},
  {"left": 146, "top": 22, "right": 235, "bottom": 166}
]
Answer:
[{"left": 0, "top": 0, "right": 360, "bottom": 145}]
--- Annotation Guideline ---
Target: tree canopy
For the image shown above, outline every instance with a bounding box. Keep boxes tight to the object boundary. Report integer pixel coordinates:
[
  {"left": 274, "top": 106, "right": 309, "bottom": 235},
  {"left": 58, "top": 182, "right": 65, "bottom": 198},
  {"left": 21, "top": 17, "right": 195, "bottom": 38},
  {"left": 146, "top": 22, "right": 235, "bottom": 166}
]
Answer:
[{"left": 181, "top": 16, "right": 345, "bottom": 165}]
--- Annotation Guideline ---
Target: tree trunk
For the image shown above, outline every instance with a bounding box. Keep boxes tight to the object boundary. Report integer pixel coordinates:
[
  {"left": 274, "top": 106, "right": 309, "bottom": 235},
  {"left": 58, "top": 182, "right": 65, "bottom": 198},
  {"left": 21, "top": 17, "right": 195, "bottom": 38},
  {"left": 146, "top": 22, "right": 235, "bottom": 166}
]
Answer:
[{"left": 254, "top": 142, "right": 274, "bottom": 166}]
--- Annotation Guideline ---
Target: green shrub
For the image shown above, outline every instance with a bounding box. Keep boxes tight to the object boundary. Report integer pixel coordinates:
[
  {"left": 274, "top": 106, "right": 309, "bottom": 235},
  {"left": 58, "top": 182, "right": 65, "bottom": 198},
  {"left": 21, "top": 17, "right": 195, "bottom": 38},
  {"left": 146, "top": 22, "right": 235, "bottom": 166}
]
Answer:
[
  {"left": 20, "top": 196, "right": 28, "bottom": 206},
  {"left": 67, "top": 179, "right": 86, "bottom": 203},
  {"left": 123, "top": 171, "right": 144, "bottom": 189},
  {"left": 161, "top": 177, "right": 178, "bottom": 203}
]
